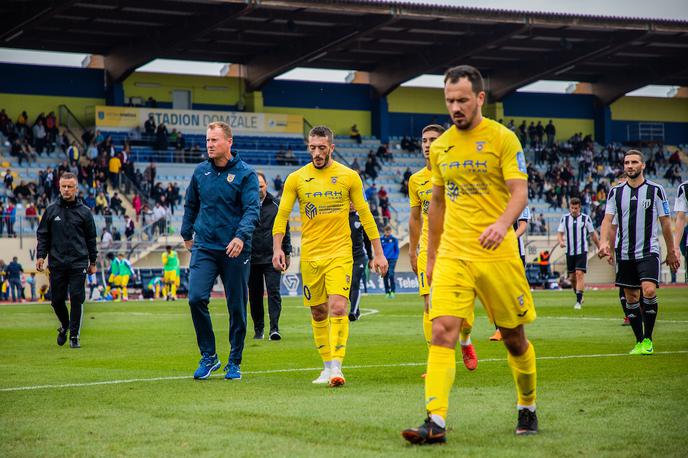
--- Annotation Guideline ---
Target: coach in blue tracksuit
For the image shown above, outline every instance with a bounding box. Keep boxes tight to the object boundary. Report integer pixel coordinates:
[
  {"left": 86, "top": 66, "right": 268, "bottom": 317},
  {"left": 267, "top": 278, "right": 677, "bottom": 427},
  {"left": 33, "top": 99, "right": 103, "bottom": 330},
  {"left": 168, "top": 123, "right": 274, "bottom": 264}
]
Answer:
[
  {"left": 381, "top": 225, "right": 399, "bottom": 298},
  {"left": 181, "top": 121, "right": 260, "bottom": 381}
]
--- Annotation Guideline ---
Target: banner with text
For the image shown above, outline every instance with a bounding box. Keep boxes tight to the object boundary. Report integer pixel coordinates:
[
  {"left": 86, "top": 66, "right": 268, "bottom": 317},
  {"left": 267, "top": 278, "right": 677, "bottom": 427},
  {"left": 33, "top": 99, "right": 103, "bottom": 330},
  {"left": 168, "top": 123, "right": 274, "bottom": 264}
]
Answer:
[{"left": 95, "top": 106, "right": 303, "bottom": 135}]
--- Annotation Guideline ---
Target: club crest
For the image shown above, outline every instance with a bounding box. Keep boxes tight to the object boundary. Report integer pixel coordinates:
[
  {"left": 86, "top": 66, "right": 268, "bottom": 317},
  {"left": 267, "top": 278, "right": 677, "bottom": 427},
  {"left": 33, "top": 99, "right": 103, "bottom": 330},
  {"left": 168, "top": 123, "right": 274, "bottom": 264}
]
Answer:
[{"left": 227, "top": 174, "right": 235, "bottom": 183}]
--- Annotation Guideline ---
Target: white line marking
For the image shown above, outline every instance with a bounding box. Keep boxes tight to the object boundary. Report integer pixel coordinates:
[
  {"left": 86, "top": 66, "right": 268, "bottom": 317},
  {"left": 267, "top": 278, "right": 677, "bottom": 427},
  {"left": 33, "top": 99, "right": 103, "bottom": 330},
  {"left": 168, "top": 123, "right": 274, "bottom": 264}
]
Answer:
[
  {"left": 359, "top": 308, "right": 379, "bottom": 317},
  {"left": 2, "top": 350, "right": 686, "bottom": 393}
]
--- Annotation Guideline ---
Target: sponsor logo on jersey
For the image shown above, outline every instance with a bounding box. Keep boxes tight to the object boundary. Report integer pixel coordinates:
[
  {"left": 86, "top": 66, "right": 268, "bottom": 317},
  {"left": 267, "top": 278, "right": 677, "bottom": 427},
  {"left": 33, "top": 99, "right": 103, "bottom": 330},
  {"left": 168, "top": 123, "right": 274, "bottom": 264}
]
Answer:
[
  {"left": 439, "top": 160, "right": 488, "bottom": 173},
  {"left": 305, "top": 202, "right": 318, "bottom": 219},
  {"left": 446, "top": 181, "right": 460, "bottom": 202}
]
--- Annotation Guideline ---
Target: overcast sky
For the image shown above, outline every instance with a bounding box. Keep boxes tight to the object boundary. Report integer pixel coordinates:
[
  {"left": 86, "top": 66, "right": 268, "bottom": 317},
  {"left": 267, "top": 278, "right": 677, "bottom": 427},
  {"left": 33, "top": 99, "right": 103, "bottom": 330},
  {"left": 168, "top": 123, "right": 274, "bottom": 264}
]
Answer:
[{"left": 0, "top": 0, "right": 685, "bottom": 96}]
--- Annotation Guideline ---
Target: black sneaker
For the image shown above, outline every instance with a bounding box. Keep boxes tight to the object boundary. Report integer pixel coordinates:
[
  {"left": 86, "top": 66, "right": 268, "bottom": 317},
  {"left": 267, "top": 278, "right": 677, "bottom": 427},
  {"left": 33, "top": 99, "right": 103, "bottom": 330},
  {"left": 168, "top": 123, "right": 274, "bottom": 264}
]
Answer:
[
  {"left": 269, "top": 330, "right": 281, "bottom": 341},
  {"left": 515, "top": 409, "right": 538, "bottom": 435},
  {"left": 57, "top": 327, "right": 68, "bottom": 346},
  {"left": 254, "top": 330, "right": 264, "bottom": 340},
  {"left": 69, "top": 337, "right": 81, "bottom": 349},
  {"left": 402, "top": 417, "right": 447, "bottom": 445}
]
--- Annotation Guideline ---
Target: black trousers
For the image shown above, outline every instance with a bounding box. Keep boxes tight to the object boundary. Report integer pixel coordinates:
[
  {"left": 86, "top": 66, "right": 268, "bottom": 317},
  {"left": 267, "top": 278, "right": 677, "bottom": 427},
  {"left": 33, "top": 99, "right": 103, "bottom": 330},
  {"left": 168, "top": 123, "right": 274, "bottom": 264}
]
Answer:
[
  {"left": 248, "top": 263, "right": 282, "bottom": 333},
  {"left": 50, "top": 266, "right": 87, "bottom": 338},
  {"left": 349, "top": 255, "right": 367, "bottom": 316}
]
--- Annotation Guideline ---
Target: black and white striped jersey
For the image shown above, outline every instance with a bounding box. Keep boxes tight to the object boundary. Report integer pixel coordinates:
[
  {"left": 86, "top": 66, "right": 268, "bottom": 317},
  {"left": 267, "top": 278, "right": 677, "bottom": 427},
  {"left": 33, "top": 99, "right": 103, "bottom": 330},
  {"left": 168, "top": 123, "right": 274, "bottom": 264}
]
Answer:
[
  {"left": 675, "top": 180, "right": 688, "bottom": 248},
  {"left": 513, "top": 206, "right": 531, "bottom": 257},
  {"left": 557, "top": 212, "right": 595, "bottom": 255},
  {"left": 605, "top": 180, "right": 671, "bottom": 260}
]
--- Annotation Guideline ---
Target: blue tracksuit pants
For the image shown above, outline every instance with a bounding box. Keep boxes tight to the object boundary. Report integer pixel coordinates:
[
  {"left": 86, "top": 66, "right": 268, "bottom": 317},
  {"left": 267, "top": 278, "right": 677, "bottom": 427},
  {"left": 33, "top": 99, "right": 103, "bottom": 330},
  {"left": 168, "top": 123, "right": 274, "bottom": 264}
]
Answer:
[{"left": 188, "top": 247, "right": 250, "bottom": 364}]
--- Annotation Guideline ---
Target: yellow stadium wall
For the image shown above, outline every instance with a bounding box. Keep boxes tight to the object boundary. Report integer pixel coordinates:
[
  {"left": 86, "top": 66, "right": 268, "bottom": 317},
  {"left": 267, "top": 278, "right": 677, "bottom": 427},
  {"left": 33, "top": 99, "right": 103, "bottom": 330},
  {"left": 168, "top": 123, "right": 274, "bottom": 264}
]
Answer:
[
  {"left": 122, "top": 72, "right": 242, "bottom": 108},
  {"left": 262, "top": 106, "right": 371, "bottom": 137},
  {"left": 0, "top": 93, "right": 104, "bottom": 127},
  {"left": 610, "top": 96, "right": 688, "bottom": 122},
  {"left": 387, "top": 87, "right": 446, "bottom": 114}
]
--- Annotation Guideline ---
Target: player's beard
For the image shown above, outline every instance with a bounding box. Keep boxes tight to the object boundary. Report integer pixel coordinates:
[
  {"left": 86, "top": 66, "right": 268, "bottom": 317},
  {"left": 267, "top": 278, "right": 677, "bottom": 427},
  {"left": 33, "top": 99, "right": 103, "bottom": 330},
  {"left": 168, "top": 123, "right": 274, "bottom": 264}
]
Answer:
[
  {"left": 452, "top": 104, "right": 478, "bottom": 130},
  {"left": 626, "top": 169, "right": 642, "bottom": 179},
  {"left": 312, "top": 152, "right": 331, "bottom": 169}
]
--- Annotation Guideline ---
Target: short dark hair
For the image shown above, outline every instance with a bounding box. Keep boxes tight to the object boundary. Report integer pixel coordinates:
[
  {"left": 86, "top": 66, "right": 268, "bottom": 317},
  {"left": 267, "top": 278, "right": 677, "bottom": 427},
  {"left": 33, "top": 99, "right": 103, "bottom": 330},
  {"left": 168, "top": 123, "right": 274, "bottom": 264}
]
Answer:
[
  {"left": 309, "top": 125, "right": 334, "bottom": 144},
  {"left": 624, "top": 149, "right": 645, "bottom": 162},
  {"left": 384, "top": 225, "right": 392, "bottom": 231},
  {"left": 165, "top": 245, "right": 171, "bottom": 250},
  {"left": 256, "top": 171, "right": 267, "bottom": 183},
  {"left": 569, "top": 197, "right": 581, "bottom": 206},
  {"left": 60, "top": 172, "right": 77, "bottom": 181},
  {"left": 444, "top": 65, "right": 485, "bottom": 94},
  {"left": 422, "top": 124, "right": 446, "bottom": 136}
]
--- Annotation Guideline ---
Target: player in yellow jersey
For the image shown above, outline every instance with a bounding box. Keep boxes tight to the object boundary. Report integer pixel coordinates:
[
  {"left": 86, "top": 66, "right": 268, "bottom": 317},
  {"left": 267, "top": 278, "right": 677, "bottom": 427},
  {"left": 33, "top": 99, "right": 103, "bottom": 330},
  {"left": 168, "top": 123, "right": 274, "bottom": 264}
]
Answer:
[
  {"left": 409, "top": 124, "right": 477, "bottom": 372},
  {"left": 273, "top": 125, "right": 388, "bottom": 387},
  {"left": 403, "top": 66, "right": 537, "bottom": 445}
]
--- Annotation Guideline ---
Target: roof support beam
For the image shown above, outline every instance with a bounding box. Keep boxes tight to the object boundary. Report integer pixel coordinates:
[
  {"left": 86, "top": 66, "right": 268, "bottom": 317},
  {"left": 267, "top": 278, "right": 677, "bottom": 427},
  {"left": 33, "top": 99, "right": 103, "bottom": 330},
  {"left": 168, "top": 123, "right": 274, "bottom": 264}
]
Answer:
[
  {"left": 368, "top": 23, "right": 530, "bottom": 97},
  {"left": 0, "top": 0, "right": 79, "bottom": 42},
  {"left": 489, "top": 31, "right": 642, "bottom": 100},
  {"left": 591, "top": 60, "right": 688, "bottom": 105},
  {"left": 244, "top": 15, "right": 398, "bottom": 91},
  {"left": 104, "top": 3, "right": 255, "bottom": 83}
]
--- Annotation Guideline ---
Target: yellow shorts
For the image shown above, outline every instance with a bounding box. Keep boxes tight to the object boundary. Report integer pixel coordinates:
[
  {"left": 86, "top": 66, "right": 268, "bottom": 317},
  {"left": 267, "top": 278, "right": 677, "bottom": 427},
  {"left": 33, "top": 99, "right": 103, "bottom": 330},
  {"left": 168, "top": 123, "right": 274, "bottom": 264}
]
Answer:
[
  {"left": 108, "top": 274, "right": 117, "bottom": 285},
  {"left": 430, "top": 256, "right": 535, "bottom": 329},
  {"left": 301, "top": 257, "right": 353, "bottom": 307},
  {"left": 164, "top": 270, "right": 177, "bottom": 284},
  {"left": 118, "top": 275, "right": 130, "bottom": 287},
  {"left": 417, "top": 249, "right": 430, "bottom": 296}
]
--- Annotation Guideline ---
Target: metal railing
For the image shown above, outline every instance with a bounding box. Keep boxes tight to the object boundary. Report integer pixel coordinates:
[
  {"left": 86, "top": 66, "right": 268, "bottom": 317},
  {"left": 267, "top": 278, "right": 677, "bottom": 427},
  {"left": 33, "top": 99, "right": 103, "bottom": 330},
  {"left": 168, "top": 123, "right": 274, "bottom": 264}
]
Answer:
[{"left": 58, "top": 104, "right": 87, "bottom": 151}]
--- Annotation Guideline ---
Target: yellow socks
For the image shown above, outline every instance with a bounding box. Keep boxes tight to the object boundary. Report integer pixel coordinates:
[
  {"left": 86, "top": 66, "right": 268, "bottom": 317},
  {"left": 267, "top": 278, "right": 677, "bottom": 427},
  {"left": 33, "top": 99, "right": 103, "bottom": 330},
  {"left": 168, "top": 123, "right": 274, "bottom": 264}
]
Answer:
[
  {"left": 424, "top": 345, "right": 456, "bottom": 421},
  {"left": 122, "top": 286, "right": 128, "bottom": 300},
  {"left": 171, "top": 283, "right": 177, "bottom": 297},
  {"left": 507, "top": 342, "right": 537, "bottom": 407},
  {"left": 422, "top": 311, "right": 433, "bottom": 347},
  {"left": 330, "top": 316, "right": 349, "bottom": 362},
  {"left": 311, "top": 317, "right": 331, "bottom": 363}
]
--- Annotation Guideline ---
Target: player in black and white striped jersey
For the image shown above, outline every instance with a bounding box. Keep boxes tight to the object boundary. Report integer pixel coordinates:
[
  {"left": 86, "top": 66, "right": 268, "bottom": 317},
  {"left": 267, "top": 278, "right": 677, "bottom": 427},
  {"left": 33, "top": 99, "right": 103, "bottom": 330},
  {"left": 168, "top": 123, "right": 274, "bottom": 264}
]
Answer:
[
  {"left": 557, "top": 197, "right": 600, "bottom": 310},
  {"left": 673, "top": 180, "right": 688, "bottom": 280},
  {"left": 599, "top": 150, "right": 680, "bottom": 356}
]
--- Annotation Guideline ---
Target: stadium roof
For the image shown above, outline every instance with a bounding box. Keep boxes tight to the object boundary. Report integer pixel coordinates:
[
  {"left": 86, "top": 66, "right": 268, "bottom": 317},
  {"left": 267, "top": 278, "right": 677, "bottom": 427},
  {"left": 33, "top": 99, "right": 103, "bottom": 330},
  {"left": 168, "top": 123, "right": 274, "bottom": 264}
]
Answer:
[{"left": 2, "top": 0, "right": 687, "bottom": 103}]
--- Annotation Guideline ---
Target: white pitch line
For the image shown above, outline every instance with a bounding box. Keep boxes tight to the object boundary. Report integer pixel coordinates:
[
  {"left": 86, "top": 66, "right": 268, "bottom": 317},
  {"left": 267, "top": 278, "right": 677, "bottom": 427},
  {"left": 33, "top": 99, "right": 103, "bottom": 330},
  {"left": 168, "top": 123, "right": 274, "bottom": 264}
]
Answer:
[
  {"left": 2, "top": 350, "right": 686, "bottom": 393},
  {"left": 359, "top": 308, "right": 379, "bottom": 317}
]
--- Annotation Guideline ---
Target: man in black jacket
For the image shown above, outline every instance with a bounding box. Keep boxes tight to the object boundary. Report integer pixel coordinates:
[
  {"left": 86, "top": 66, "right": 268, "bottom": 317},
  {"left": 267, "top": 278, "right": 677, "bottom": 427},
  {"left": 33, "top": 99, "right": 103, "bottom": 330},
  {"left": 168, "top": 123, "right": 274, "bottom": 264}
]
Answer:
[
  {"left": 36, "top": 172, "right": 98, "bottom": 348},
  {"left": 249, "top": 172, "right": 291, "bottom": 340},
  {"left": 348, "top": 202, "right": 373, "bottom": 321}
]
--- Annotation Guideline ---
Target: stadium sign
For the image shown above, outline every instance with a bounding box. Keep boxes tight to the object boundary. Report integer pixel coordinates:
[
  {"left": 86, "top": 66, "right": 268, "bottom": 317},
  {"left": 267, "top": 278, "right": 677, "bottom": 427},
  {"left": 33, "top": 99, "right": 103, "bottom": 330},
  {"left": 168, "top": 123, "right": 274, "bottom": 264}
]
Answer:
[{"left": 95, "top": 106, "right": 303, "bottom": 134}]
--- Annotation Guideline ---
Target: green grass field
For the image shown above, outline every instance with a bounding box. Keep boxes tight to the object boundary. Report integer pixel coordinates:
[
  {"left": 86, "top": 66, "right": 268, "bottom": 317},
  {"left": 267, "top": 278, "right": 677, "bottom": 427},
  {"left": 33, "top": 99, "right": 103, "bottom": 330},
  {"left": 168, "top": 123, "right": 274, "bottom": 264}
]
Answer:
[{"left": 1, "top": 289, "right": 687, "bottom": 457}]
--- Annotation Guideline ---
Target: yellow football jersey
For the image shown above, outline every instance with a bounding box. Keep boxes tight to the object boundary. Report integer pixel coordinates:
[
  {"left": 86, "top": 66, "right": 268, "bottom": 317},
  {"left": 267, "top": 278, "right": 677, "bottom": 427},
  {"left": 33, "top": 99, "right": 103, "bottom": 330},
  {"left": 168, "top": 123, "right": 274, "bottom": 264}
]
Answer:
[
  {"left": 429, "top": 117, "right": 527, "bottom": 261},
  {"left": 273, "top": 161, "right": 379, "bottom": 261},
  {"left": 408, "top": 166, "right": 433, "bottom": 253}
]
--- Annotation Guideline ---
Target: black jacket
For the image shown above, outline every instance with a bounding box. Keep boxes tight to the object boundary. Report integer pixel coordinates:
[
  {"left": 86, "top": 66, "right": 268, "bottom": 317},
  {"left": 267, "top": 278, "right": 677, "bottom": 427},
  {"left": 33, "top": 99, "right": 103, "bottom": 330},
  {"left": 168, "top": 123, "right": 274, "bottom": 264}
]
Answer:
[
  {"left": 36, "top": 197, "right": 98, "bottom": 269},
  {"left": 251, "top": 192, "right": 291, "bottom": 264},
  {"left": 349, "top": 211, "right": 372, "bottom": 260}
]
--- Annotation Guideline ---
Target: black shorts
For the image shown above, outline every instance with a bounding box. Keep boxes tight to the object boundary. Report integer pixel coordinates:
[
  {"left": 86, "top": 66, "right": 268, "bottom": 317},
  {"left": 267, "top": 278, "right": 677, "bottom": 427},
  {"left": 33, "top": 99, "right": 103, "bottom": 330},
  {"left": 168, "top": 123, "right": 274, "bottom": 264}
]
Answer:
[
  {"left": 616, "top": 254, "right": 660, "bottom": 288},
  {"left": 566, "top": 253, "right": 588, "bottom": 273}
]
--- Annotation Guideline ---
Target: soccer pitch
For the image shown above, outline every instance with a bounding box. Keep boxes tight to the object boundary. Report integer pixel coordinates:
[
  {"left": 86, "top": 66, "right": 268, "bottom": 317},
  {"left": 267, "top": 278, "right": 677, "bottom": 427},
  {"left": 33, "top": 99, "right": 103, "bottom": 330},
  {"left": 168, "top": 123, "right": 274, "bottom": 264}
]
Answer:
[{"left": 2, "top": 289, "right": 687, "bottom": 457}]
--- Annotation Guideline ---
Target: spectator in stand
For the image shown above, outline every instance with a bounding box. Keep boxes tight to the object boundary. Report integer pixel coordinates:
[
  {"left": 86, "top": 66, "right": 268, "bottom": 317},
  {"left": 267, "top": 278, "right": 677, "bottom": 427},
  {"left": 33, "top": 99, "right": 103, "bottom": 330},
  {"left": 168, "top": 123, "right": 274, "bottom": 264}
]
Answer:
[
  {"left": 351, "top": 157, "right": 361, "bottom": 174},
  {"left": 132, "top": 193, "right": 142, "bottom": 221},
  {"left": 376, "top": 143, "right": 388, "bottom": 163},
  {"left": 284, "top": 147, "right": 298, "bottom": 166},
  {"left": 273, "top": 174, "right": 283, "bottom": 196},
  {"left": 141, "top": 203, "right": 154, "bottom": 239},
  {"left": 153, "top": 201, "right": 167, "bottom": 235},
  {"left": 669, "top": 149, "right": 682, "bottom": 170},
  {"left": 146, "top": 97, "right": 158, "bottom": 108},
  {"left": 166, "top": 183, "right": 178, "bottom": 215},
  {"left": 6, "top": 256, "right": 23, "bottom": 302},
  {"left": 275, "top": 146, "right": 286, "bottom": 165},
  {"left": 545, "top": 120, "right": 556, "bottom": 146},
  {"left": 364, "top": 157, "right": 378, "bottom": 181},
  {"left": 95, "top": 192, "right": 107, "bottom": 214},
  {"left": 124, "top": 215, "right": 135, "bottom": 251},
  {"left": 108, "top": 152, "right": 122, "bottom": 189},
  {"left": 101, "top": 226, "right": 113, "bottom": 253},
  {"left": 535, "top": 121, "right": 544, "bottom": 145},
  {"left": 350, "top": 124, "right": 362, "bottom": 144},
  {"left": 27, "top": 272, "right": 37, "bottom": 302},
  {"left": 25, "top": 202, "right": 38, "bottom": 230},
  {"left": 155, "top": 123, "right": 169, "bottom": 152},
  {"left": 4, "top": 169, "right": 14, "bottom": 189},
  {"left": 110, "top": 192, "right": 124, "bottom": 216},
  {"left": 144, "top": 114, "right": 156, "bottom": 137},
  {"left": 103, "top": 206, "right": 113, "bottom": 230},
  {"left": 528, "top": 121, "right": 537, "bottom": 147},
  {"left": 5, "top": 200, "right": 16, "bottom": 237},
  {"left": 0, "top": 202, "right": 4, "bottom": 236},
  {"left": 84, "top": 192, "right": 96, "bottom": 211},
  {"left": 32, "top": 119, "right": 47, "bottom": 154}
]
